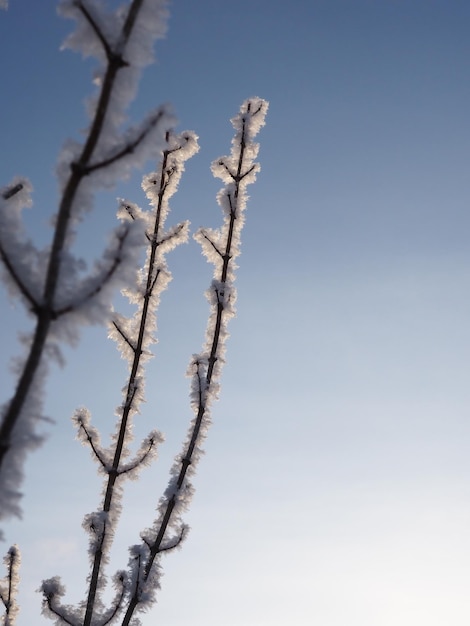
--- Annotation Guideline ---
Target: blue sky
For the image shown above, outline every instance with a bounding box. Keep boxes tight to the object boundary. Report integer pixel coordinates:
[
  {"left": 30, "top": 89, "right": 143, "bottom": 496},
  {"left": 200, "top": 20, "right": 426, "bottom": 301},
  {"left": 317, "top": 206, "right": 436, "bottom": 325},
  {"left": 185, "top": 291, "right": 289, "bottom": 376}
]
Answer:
[{"left": 1, "top": 1, "right": 470, "bottom": 624}]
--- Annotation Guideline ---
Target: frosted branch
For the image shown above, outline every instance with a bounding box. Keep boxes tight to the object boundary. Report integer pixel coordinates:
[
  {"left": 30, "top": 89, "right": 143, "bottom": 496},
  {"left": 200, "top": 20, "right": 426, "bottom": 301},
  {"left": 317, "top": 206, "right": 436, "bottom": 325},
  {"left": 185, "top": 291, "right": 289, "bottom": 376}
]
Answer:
[
  {"left": 0, "top": 178, "right": 41, "bottom": 311},
  {"left": 76, "top": 108, "right": 167, "bottom": 176},
  {"left": 0, "top": 243, "right": 39, "bottom": 314},
  {"left": 118, "top": 99, "right": 268, "bottom": 626},
  {"left": 0, "top": 545, "right": 20, "bottom": 626},
  {"left": 53, "top": 221, "right": 141, "bottom": 319},
  {"left": 111, "top": 320, "right": 136, "bottom": 354},
  {"left": 75, "top": 129, "right": 197, "bottom": 626},
  {"left": 95, "top": 571, "right": 126, "bottom": 626},
  {"left": 74, "top": 409, "right": 108, "bottom": 471},
  {"left": 0, "top": 0, "right": 172, "bottom": 520},
  {"left": 74, "top": 0, "right": 118, "bottom": 64},
  {"left": 117, "top": 430, "right": 164, "bottom": 478},
  {"left": 40, "top": 577, "right": 80, "bottom": 626},
  {"left": 157, "top": 524, "right": 188, "bottom": 554},
  {"left": 196, "top": 229, "right": 224, "bottom": 259},
  {"left": 1, "top": 184, "right": 23, "bottom": 201}
]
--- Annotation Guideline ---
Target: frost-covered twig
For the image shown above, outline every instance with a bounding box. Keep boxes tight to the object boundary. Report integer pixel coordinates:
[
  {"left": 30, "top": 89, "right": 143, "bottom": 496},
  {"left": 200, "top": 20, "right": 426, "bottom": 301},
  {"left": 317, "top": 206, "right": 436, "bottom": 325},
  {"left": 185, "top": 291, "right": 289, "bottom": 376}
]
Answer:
[
  {"left": 0, "top": 0, "right": 173, "bottom": 522},
  {"left": 39, "top": 130, "right": 199, "bottom": 626},
  {"left": 118, "top": 97, "right": 268, "bottom": 626},
  {"left": 0, "top": 245, "right": 39, "bottom": 315},
  {"left": 39, "top": 98, "right": 267, "bottom": 625},
  {"left": 0, "top": 545, "right": 20, "bottom": 626}
]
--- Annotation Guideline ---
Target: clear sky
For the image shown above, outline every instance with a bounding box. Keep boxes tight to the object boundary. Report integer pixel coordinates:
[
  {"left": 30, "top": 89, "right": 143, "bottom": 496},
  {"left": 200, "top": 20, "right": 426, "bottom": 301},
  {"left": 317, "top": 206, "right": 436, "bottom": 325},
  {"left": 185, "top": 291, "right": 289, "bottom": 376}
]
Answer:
[{"left": 1, "top": 1, "right": 470, "bottom": 625}]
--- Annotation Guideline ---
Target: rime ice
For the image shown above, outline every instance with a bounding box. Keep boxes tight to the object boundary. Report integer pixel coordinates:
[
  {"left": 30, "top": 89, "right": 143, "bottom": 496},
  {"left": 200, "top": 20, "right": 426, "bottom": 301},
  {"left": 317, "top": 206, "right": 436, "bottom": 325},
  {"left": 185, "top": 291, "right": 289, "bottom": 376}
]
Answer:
[{"left": 0, "top": 0, "right": 173, "bottom": 525}]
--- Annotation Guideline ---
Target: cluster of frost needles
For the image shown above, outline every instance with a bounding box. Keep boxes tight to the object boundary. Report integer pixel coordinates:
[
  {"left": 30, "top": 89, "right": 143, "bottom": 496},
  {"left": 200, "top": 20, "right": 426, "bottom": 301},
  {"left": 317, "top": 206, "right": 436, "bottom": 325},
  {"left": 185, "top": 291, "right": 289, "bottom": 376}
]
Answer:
[{"left": 0, "top": 1, "right": 267, "bottom": 624}]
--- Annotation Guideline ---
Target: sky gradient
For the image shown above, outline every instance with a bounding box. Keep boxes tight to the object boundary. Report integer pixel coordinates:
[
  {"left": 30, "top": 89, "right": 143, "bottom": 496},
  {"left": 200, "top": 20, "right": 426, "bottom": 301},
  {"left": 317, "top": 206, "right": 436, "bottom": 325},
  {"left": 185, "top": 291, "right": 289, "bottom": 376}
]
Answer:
[{"left": 1, "top": 1, "right": 470, "bottom": 625}]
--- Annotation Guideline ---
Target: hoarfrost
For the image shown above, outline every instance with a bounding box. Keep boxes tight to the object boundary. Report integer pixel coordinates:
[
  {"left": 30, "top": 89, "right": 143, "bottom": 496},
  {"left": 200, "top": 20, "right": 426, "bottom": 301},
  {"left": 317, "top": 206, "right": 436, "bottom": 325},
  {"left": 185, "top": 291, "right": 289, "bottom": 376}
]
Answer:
[
  {"left": 0, "top": 544, "right": 20, "bottom": 625},
  {"left": 0, "top": 0, "right": 179, "bottom": 524}
]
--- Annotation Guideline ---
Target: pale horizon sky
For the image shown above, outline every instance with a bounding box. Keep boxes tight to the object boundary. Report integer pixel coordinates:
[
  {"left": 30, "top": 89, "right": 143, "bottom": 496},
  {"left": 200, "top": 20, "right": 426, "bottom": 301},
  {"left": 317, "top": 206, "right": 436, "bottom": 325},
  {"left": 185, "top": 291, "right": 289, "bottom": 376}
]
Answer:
[{"left": 1, "top": 1, "right": 470, "bottom": 625}]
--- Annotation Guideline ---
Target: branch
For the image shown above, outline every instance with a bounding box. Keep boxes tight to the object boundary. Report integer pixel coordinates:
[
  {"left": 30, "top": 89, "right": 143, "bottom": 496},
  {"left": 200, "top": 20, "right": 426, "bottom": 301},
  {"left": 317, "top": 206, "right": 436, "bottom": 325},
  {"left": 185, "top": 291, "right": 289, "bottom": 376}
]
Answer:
[
  {"left": 1, "top": 184, "right": 23, "bottom": 200},
  {"left": 112, "top": 320, "right": 136, "bottom": 354},
  {"left": 81, "top": 129, "right": 197, "bottom": 626},
  {"left": 53, "top": 224, "right": 133, "bottom": 318},
  {"left": 95, "top": 572, "right": 126, "bottom": 626},
  {"left": 43, "top": 598, "right": 77, "bottom": 626},
  {"left": 156, "top": 524, "right": 188, "bottom": 554},
  {"left": 117, "top": 433, "right": 159, "bottom": 476},
  {"left": 119, "top": 99, "right": 268, "bottom": 626},
  {"left": 0, "top": 545, "right": 20, "bottom": 626},
  {"left": 156, "top": 221, "right": 189, "bottom": 251},
  {"left": 0, "top": 0, "right": 171, "bottom": 507},
  {"left": 198, "top": 230, "right": 224, "bottom": 259},
  {"left": 0, "top": 240, "right": 40, "bottom": 313},
  {"left": 75, "top": 0, "right": 119, "bottom": 64},
  {"left": 77, "top": 109, "right": 166, "bottom": 176},
  {"left": 40, "top": 578, "right": 78, "bottom": 626},
  {"left": 147, "top": 268, "right": 161, "bottom": 299},
  {"left": 77, "top": 422, "right": 108, "bottom": 471},
  {"left": 119, "top": 202, "right": 152, "bottom": 242}
]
